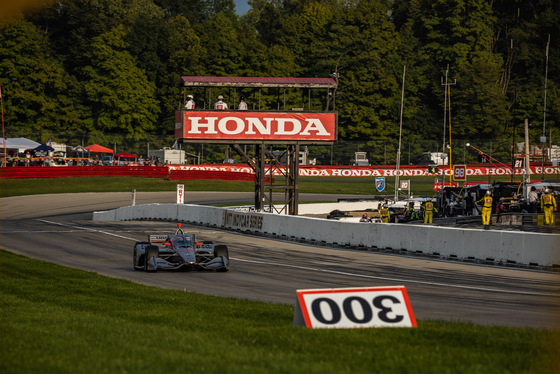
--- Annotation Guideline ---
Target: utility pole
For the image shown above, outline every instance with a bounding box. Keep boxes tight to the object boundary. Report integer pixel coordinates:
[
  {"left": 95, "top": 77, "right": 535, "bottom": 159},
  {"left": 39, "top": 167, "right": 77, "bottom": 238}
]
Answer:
[
  {"left": 394, "top": 65, "right": 405, "bottom": 203},
  {"left": 441, "top": 65, "right": 456, "bottom": 208},
  {"left": 524, "top": 118, "right": 531, "bottom": 199},
  {"left": 541, "top": 34, "right": 550, "bottom": 181}
]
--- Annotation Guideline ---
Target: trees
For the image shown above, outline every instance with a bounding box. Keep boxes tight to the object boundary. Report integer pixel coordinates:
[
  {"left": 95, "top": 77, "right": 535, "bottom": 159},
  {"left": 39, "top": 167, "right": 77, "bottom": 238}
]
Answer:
[
  {"left": 196, "top": 12, "right": 243, "bottom": 76},
  {"left": 452, "top": 56, "right": 510, "bottom": 140},
  {"left": 0, "top": 0, "right": 556, "bottom": 157},
  {"left": 81, "top": 25, "right": 159, "bottom": 135},
  {"left": 0, "top": 16, "right": 83, "bottom": 136}
]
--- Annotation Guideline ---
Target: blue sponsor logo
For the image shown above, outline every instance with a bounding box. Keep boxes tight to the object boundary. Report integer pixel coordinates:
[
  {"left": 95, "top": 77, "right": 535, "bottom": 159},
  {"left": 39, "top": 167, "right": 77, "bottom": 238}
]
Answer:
[{"left": 375, "top": 177, "right": 385, "bottom": 192}]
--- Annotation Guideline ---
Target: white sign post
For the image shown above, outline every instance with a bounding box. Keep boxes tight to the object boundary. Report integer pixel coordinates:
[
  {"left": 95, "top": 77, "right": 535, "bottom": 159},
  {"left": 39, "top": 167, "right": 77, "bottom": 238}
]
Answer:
[
  {"left": 293, "top": 286, "right": 416, "bottom": 329},
  {"left": 400, "top": 179, "right": 410, "bottom": 198},
  {"left": 176, "top": 184, "right": 184, "bottom": 204},
  {"left": 131, "top": 189, "right": 136, "bottom": 206}
]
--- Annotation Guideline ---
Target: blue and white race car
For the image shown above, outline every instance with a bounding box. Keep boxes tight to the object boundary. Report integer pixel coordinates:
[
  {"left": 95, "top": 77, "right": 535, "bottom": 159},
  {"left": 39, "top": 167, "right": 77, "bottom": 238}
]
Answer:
[{"left": 133, "top": 224, "right": 229, "bottom": 272}]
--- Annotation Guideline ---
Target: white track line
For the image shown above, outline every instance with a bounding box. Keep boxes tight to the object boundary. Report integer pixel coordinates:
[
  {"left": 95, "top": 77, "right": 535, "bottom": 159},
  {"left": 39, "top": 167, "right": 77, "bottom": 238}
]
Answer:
[{"left": 36, "top": 219, "right": 140, "bottom": 241}]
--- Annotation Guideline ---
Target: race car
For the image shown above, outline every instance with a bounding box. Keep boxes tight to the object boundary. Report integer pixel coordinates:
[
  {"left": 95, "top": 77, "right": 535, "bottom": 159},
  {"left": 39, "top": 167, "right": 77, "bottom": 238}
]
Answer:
[{"left": 133, "top": 223, "right": 229, "bottom": 272}]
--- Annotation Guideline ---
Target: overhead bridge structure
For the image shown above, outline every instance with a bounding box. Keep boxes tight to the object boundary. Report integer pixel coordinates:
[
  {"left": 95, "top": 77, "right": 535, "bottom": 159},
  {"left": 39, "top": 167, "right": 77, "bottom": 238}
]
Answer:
[{"left": 175, "top": 76, "right": 339, "bottom": 215}]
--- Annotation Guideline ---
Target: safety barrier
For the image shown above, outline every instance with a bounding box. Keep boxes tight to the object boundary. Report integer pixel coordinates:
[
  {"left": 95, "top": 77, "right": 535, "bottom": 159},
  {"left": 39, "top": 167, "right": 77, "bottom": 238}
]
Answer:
[
  {"left": 0, "top": 166, "right": 169, "bottom": 178},
  {"left": 93, "top": 203, "right": 560, "bottom": 268},
  {"left": 0, "top": 166, "right": 254, "bottom": 181}
]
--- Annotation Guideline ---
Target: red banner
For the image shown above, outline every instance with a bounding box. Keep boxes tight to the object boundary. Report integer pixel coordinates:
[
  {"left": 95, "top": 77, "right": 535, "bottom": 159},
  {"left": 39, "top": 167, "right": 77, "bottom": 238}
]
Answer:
[
  {"left": 169, "top": 164, "right": 560, "bottom": 177},
  {"left": 175, "top": 111, "right": 337, "bottom": 142},
  {"left": 3, "top": 164, "right": 558, "bottom": 181}
]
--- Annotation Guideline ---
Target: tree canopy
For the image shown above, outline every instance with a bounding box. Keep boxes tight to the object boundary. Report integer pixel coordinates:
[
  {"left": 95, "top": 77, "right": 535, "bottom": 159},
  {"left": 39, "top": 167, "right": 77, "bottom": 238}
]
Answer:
[{"left": 0, "top": 0, "right": 558, "bottom": 163}]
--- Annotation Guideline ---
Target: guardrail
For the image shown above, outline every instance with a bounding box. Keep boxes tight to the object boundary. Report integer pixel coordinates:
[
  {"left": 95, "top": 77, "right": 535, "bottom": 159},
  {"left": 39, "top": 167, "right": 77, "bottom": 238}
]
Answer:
[{"left": 93, "top": 203, "right": 560, "bottom": 268}]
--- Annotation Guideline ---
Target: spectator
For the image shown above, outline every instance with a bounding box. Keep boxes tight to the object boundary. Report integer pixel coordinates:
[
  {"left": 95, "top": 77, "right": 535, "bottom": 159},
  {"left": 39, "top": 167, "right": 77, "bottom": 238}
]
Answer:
[
  {"left": 238, "top": 96, "right": 248, "bottom": 110},
  {"left": 185, "top": 94, "right": 195, "bottom": 109},
  {"left": 214, "top": 95, "right": 228, "bottom": 110}
]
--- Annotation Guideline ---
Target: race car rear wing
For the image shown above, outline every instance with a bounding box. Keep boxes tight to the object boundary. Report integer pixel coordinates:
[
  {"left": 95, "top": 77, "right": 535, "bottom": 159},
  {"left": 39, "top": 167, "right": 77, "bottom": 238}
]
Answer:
[
  {"left": 149, "top": 234, "right": 197, "bottom": 244},
  {"left": 149, "top": 235, "right": 168, "bottom": 244}
]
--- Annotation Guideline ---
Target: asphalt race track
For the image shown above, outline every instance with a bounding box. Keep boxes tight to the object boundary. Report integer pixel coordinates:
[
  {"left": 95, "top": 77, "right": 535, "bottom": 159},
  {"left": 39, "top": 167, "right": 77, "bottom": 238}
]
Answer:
[{"left": 1, "top": 192, "right": 559, "bottom": 329}]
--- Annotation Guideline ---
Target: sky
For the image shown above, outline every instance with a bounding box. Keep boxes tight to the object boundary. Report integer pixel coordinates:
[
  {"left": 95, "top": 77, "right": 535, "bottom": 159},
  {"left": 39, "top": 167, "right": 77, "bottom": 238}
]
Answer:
[{"left": 235, "top": 0, "right": 250, "bottom": 14}]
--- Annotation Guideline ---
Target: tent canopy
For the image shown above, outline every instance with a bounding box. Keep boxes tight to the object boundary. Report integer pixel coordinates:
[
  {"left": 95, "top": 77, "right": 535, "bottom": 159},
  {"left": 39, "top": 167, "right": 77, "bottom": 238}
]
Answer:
[
  {"left": 1, "top": 137, "right": 41, "bottom": 152},
  {"left": 72, "top": 145, "right": 87, "bottom": 152},
  {"left": 34, "top": 144, "right": 54, "bottom": 153},
  {"left": 115, "top": 152, "right": 136, "bottom": 158},
  {"left": 85, "top": 144, "right": 113, "bottom": 153}
]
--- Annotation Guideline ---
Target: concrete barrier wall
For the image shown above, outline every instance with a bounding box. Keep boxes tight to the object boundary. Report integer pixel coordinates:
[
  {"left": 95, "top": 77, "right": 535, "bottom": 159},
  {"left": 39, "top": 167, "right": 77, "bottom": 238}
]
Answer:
[{"left": 93, "top": 204, "right": 560, "bottom": 267}]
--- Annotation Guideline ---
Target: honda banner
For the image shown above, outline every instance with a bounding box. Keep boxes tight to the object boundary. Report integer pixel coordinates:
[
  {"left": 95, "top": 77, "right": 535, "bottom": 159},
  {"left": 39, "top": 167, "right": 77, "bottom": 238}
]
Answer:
[
  {"left": 169, "top": 164, "right": 560, "bottom": 177},
  {"left": 175, "top": 111, "right": 337, "bottom": 142}
]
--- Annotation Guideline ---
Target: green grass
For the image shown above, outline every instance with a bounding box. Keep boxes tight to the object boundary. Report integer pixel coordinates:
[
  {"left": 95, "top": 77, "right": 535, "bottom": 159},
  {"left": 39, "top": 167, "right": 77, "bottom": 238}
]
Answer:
[
  {"left": 0, "top": 177, "right": 254, "bottom": 198},
  {"left": 1, "top": 250, "right": 558, "bottom": 374},
  {"left": 2, "top": 176, "right": 557, "bottom": 373},
  {"left": 0, "top": 175, "right": 503, "bottom": 198}
]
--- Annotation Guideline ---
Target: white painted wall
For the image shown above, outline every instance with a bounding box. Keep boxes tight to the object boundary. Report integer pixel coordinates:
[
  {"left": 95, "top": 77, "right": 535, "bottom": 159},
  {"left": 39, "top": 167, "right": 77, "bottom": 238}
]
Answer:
[{"left": 93, "top": 204, "right": 560, "bottom": 267}]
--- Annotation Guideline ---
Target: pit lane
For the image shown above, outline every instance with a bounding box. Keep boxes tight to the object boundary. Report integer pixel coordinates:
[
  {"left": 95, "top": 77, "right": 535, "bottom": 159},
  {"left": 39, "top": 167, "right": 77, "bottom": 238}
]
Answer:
[{"left": 1, "top": 192, "right": 559, "bottom": 329}]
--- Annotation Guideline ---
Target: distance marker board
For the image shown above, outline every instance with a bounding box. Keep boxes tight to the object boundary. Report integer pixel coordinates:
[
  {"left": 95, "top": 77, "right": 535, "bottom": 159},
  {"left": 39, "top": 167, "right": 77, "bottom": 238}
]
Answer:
[{"left": 293, "top": 286, "right": 416, "bottom": 329}]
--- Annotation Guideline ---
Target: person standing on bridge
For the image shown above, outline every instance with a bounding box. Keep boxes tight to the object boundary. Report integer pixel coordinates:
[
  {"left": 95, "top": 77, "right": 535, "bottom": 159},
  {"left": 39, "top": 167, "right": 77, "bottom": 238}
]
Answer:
[
  {"left": 238, "top": 96, "right": 248, "bottom": 110},
  {"left": 540, "top": 188, "right": 557, "bottom": 226},
  {"left": 184, "top": 94, "right": 195, "bottom": 109},
  {"left": 214, "top": 95, "right": 228, "bottom": 110}
]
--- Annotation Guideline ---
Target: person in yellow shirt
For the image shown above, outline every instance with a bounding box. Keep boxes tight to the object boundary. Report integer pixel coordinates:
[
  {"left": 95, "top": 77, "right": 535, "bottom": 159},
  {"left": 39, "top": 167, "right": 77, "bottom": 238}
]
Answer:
[
  {"left": 477, "top": 190, "right": 493, "bottom": 227},
  {"left": 424, "top": 200, "right": 436, "bottom": 224},
  {"left": 379, "top": 205, "right": 391, "bottom": 223},
  {"left": 540, "top": 188, "right": 557, "bottom": 226}
]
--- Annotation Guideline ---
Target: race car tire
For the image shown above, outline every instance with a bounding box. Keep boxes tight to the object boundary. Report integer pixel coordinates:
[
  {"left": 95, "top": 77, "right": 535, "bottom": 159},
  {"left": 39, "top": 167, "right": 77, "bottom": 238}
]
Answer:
[
  {"left": 144, "top": 245, "right": 159, "bottom": 272},
  {"left": 133, "top": 241, "right": 151, "bottom": 271},
  {"left": 214, "top": 245, "right": 229, "bottom": 272}
]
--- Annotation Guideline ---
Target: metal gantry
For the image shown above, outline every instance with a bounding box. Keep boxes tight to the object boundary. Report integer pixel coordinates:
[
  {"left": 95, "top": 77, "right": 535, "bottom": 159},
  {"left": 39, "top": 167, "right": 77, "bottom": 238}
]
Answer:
[{"left": 178, "top": 76, "right": 337, "bottom": 215}]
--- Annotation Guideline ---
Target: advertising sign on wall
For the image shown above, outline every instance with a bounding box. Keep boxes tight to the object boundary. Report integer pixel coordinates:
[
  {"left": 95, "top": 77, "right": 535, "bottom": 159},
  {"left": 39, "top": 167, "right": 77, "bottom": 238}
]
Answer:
[{"left": 168, "top": 164, "right": 560, "bottom": 177}]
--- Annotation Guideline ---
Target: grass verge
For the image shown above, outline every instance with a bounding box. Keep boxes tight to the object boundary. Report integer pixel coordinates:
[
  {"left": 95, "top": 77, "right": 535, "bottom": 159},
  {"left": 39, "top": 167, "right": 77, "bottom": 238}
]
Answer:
[
  {"left": 1, "top": 249, "right": 559, "bottom": 374},
  {"left": 0, "top": 175, "right": 506, "bottom": 198}
]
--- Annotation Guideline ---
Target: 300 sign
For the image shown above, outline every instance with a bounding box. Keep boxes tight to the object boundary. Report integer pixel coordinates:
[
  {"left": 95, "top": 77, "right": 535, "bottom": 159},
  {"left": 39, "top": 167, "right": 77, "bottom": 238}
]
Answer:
[{"left": 294, "top": 286, "right": 416, "bottom": 329}]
